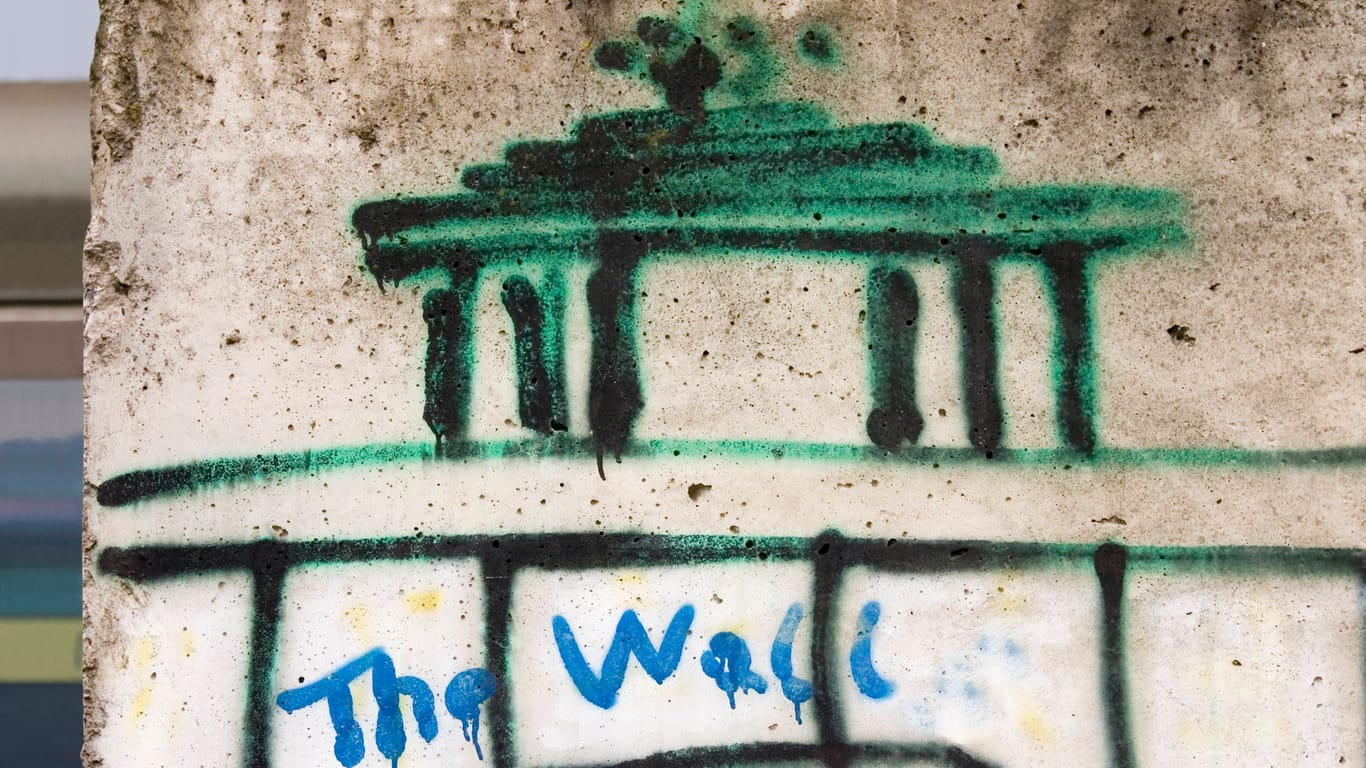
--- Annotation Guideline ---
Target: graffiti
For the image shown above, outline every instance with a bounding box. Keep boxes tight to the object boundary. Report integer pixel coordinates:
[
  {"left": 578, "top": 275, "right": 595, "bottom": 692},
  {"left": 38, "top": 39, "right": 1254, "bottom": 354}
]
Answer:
[
  {"left": 278, "top": 594, "right": 909, "bottom": 766},
  {"left": 95, "top": 531, "right": 1366, "bottom": 768},
  {"left": 277, "top": 649, "right": 439, "bottom": 766},
  {"left": 700, "top": 630, "right": 769, "bottom": 708},
  {"left": 93, "top": 440, "right": 1366, "bottom": 507},
  {"left": 848, "top": 601, "right": 894, "bottom": 701},
  {"left": 87, "top": 6, "right": 1365, "bottom": 768},
  {"left": 86, "top": 8, "right": 1366, "bottom": 508},
  {"left": 351, "top": 8, "right": 1185, "bottom": 476},
  {"left": 277, "top": 649, "right": 496, "bottom": 765},
  {"left": 770, "top": 604, "right": 814, "bottom": 724},
  {"left": 446, "top": 669, "right": 499, "bottom": 760},
  {"left": 553, "top": 605, "right": 694, "bottom": 710}
]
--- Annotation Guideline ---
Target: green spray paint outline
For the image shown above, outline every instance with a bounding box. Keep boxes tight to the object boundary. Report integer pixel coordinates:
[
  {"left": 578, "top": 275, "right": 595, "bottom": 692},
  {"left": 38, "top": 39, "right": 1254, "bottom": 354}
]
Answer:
[
  {"left": 92, "top": 6, "right": 1366, "bottom": 502},
  {"left": 95, "top": 439, "right": 1366, "bottom": 508}
]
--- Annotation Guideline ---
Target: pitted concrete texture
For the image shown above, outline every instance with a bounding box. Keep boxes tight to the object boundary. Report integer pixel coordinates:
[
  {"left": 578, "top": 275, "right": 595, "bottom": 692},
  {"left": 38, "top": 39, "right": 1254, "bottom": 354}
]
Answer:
[
  {"left": 84, "top": 2, "right": 1365, "bottom": 768},
  {"left": 86, "top": 0, "right": 1366, "bottom": 542}
]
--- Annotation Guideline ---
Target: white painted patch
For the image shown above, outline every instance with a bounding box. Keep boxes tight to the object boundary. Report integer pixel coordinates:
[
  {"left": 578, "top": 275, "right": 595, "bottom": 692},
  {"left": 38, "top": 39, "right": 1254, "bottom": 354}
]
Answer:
[
  {"left": 836, "top": 566, "right": 1108, "bottom": 766},
  {"left": 511, "top": 561, "right": 815, "bottom": 765},
  {"left": 1127, "top": 570, "right": 1366, "bottom": 768},
  {"left": 272, "top": 559, "right": 487, "bottom": 768}
]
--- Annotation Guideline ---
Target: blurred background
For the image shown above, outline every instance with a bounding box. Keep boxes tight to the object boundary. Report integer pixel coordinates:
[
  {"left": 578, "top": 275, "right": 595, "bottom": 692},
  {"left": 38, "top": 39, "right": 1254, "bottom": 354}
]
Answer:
[{"left": 1, "top": 0, "right": 98, "bottom": 764}]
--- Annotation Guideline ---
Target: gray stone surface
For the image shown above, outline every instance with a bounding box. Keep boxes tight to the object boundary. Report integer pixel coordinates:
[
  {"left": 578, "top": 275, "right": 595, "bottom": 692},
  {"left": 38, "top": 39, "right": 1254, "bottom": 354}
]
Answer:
[{"left": 85, "top": 3, "right": 1365, "bottom": 767}]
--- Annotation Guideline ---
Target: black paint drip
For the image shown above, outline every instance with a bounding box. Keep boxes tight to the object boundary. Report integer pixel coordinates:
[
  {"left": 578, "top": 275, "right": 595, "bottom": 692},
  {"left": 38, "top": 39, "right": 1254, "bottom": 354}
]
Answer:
[
  {"left": 501, "top": 275, "right": 566, "bottom": 436},
  {"left": 1094, "top": 543, "right": 1133, "bottom": 768},
  {"left": 586, "top": 234, "right": 646, "bottom": 479},
  {"left": 423, "top": 279, "right": 475, "bottom": 457},
  {"left": 1043, "top": 241, "right": 1096, "bottom": 453},
  {"left": 866, "top": 266, "right": 924, "bottom": 450},
  {"left": 952, "top": 239, "right": 1005, "bottom": 455}
]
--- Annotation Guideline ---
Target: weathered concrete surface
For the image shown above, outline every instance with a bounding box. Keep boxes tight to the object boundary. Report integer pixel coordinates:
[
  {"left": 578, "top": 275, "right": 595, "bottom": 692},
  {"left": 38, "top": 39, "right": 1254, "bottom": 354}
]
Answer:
[{"left": 85, "top": 2, "right": 1365, "bottom": 767}]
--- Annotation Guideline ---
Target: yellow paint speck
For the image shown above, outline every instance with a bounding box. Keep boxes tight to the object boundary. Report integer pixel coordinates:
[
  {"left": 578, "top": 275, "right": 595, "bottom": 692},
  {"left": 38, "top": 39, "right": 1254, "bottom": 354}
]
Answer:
[
  {"left": 405, "top": 589, "right": 441, "bottom": 614},
  {"left": 988, "top": 593, "right": 1028, "bottom": 613},
  {"left": 180, "top": 629, "right": 196, "bottom": 658},
  {"left": 131, "top": 686, "right": 153, "bottom": 719},
  {"left": 134, "top": 637, "right": 155, "bottom": 670},
  {"left": 344, "top": 604, "right": 371, "bottom": 643},
  {"left": 1019, "top": 706, "right": 1055, "bottom": 744}
]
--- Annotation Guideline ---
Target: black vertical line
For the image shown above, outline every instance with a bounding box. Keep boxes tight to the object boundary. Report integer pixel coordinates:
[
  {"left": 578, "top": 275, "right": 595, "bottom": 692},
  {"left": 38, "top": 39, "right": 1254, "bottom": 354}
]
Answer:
[
  {"left": 482, "top": 548, "right": 517, "bottom": 768},
  {"left": 423, "top": 273, "right": 476, "bottom": 457},
  {"left": 542, "top": 267, "right": 570, "bottom": 433},
  {"left": 501, "top": 275, "right": 556, "bottom": 435},
  {"left": 952, "top": 240, "right": 1003, "bottom": 455},
  {"left": 1358, "top": 557, "right": 1366, "bottom": 768},
  {"left": 1094, "top": 543, "right": 1134, "bottom": 768},
  {"left": 245, "top": 541, "right": 290, "bottom": 768},
  {"left": 865, "top": 265, "right": 924, "bottom": 450},
  {"left": 586, "top": 232, "right": 646, "bottom": 478},
  {"left": 810, "top": 531, "right": 848, "bottom": 768},
  {"left": 1043, "top": 242, "right": 1096, "bottom": 453}
]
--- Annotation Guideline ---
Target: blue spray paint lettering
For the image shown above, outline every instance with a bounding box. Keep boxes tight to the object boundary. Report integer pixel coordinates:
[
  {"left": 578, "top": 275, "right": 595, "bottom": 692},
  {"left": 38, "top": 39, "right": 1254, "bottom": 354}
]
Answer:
[
  {"left": 276, "top": 648, "right": 437, "bottom": 767},
  {"left": 276, "top": 648, "right": 494, "bottom": 766},
  {"left": 769, "top": 603, "right": 813, "bottom": 723},
  {"left": 850, "top": 601, "right": 895, "bottom": 700},
  {"left": 444, "top": 668, "right": 498, "bottom": 760},
  {"left": 552, "top": 605, "right": 695, "bottom": 709},
  {"left": 700, "top": 631, "right": 768, "bottom": 708}
]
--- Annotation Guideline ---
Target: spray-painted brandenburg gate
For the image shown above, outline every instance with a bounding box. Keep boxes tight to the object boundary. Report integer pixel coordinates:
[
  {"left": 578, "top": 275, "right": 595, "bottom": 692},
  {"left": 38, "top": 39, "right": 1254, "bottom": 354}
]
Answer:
[{"left": 352, "top": 15, "right": 1185, "bottom": 474}]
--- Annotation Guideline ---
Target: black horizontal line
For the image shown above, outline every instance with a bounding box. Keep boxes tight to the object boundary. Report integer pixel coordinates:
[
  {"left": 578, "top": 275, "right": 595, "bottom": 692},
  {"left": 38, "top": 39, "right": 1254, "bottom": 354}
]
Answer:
[
  {"left": 96, "top": 532, "right": 1365, "bottom": 584},
  {"left": 559, "top": 740, "right": 1001, "bottom": 768}
]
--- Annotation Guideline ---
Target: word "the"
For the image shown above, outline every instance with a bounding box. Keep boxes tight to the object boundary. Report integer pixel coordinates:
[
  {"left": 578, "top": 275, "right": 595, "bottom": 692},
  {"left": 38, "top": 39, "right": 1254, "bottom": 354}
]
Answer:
[
  {"left": 277, "top": 649, "right": 496, "bottom": 767},
  {"left": 278, "top": 601, "right": 893, "bottom": 767}
]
